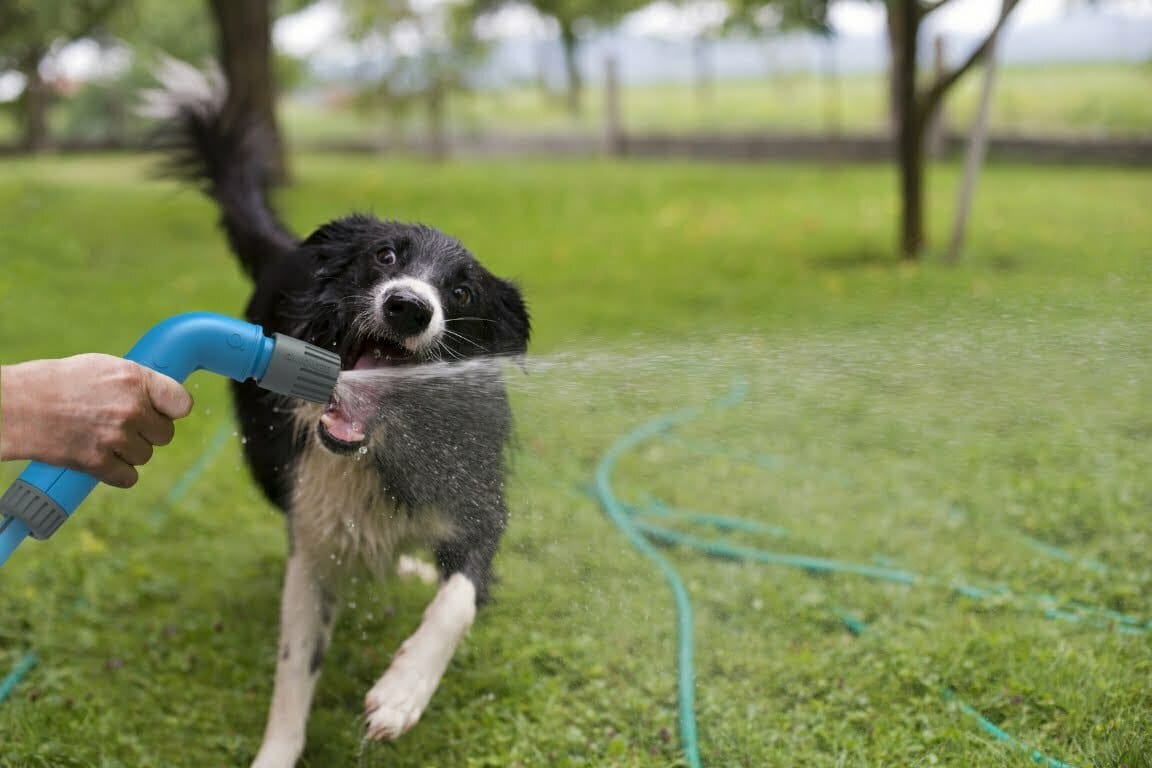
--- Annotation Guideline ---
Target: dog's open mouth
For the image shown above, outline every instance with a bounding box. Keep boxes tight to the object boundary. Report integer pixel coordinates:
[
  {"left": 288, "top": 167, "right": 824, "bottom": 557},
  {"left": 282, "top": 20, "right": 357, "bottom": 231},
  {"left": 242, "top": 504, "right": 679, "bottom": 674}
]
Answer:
[
  {"left": 349, "top": 337, "right": 416, "bottom": 370},
  {"left": 318, "top": 338, "right": 416, "bottom": 448}
]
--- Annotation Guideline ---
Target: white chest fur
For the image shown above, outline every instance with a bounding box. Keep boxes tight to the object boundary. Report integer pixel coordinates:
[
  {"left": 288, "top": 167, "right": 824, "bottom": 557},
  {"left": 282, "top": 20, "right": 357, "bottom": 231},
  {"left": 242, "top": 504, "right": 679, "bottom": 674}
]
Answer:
[{"left": 289, "top": 438, "right": 458, "bottom": 576}]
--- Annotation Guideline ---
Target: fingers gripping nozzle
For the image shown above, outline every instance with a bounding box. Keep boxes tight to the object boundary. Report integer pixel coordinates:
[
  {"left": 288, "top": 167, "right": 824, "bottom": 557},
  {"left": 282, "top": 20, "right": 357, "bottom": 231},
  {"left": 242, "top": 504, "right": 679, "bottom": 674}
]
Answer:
[
  {"left": 259, "top": 334, "right": 341, "bottom": 404},
  {"left": 0, "top": 313, "right": 343, "bottom": 569}
]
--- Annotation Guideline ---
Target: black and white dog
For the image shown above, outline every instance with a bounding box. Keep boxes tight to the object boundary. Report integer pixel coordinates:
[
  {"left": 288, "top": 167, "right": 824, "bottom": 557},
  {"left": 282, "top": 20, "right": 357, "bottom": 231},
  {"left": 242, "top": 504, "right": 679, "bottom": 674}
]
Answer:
[{"left": 144, "top": 62, "right": 530, "bottom": 768}]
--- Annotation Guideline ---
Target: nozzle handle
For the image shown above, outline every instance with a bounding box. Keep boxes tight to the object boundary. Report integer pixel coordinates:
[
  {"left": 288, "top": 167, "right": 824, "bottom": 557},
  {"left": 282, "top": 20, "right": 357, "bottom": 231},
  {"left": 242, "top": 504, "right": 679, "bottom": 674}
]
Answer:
[{"left": 0, "top": 312, "right": 339, "bottom": 568}]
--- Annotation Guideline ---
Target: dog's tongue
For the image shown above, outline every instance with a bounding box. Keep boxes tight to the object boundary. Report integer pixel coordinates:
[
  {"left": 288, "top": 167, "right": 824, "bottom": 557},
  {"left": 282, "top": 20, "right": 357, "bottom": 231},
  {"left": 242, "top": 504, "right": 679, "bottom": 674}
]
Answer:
[
  {"left": 320, "top": 403, "right": 366, "bottom": 443},
  {"left": 352, "top": 352, "right": 378, "bottom": 371},
  {"left": 324, "top": 341, "right": 408, "bottom": 442},
  {"left": 353, "top": 340, "right": 410, "bottom": 370}
]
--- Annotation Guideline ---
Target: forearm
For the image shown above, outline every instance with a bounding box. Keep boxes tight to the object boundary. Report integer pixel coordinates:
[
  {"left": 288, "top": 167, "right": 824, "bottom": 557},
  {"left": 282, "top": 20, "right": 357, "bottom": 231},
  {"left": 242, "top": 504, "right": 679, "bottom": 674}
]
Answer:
[
  {"left": 0, "top": 364, "right": 17, "bottom": 461},
  {"left": 0, "top": 361, "right": 64, "bottom": 463}
]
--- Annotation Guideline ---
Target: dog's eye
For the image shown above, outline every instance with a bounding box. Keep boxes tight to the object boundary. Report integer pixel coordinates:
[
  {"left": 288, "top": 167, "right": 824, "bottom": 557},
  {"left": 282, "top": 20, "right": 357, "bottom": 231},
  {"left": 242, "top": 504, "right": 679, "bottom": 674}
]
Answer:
[
  {"left": 378, "top": 249, "right": 397, "bottom": 266},
  {"left": 452, "top": 286, "right": 473, "bottom": 306}
]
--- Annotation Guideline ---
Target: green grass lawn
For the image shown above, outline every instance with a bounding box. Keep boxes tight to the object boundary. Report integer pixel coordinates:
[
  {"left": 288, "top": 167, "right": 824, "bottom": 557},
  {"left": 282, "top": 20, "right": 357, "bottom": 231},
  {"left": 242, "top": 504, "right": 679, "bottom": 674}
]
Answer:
[
  {"left": 0, "top": 153, "right": 1150, "bottom": 768},
  {"left": 282, "top": 61, "right": 1152, "bottom": 142}
]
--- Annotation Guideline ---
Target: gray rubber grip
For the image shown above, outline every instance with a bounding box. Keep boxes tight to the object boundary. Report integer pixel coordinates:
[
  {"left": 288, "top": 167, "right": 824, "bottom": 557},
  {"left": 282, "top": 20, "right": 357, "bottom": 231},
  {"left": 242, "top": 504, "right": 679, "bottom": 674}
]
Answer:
[
  {"left": 259, "top": 334, "right": 341, "bottom": 404},
  {"left": 0, "top": 479, "right": 69, "bottom": 540}
]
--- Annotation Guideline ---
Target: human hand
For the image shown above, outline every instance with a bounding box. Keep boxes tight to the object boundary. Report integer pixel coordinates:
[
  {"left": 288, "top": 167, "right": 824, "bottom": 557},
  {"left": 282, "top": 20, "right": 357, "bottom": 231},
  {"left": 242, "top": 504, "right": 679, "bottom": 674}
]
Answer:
[{"left": 0, "top": 354, "right": 194, "bottom": 488}]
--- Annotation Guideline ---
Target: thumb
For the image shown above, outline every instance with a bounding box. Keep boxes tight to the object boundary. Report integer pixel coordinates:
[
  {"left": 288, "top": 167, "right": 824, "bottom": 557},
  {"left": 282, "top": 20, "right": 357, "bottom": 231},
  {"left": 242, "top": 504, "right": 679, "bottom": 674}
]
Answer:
[{"left": 143, "top": 369, "right": 194, "bottom": 420}]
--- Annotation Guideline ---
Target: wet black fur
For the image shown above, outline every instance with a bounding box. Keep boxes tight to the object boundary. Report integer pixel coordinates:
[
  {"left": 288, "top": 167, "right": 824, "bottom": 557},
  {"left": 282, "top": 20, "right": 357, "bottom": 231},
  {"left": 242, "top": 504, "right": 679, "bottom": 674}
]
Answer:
[{"left": 158, "top": 102, "right": 530, "bottom": 604}]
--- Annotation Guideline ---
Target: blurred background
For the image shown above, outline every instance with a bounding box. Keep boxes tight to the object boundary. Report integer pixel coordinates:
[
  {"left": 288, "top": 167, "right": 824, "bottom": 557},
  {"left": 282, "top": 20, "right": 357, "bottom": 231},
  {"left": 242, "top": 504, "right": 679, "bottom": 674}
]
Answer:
[
  {"left": 2, "top": 2, "right": 1151, "bottom": 157},
  {"left": 1, "top": 2, "right": 1150, "bottom": 767},
  {"left": 2, "top": 0, "right": 1150, "bottom": 260},
  {"left": 3, "top": 0, "right": 1152, "bottom": 145}
]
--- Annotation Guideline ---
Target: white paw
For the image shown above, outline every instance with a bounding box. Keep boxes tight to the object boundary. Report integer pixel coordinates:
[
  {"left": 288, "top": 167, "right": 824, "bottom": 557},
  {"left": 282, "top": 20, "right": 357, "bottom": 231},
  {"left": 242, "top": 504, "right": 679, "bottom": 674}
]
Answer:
[
  {"left": 250, "top": 737, "right": 303, "bottom": 768},
  {"left": 363, "top": 660, "right": 438, "bottom": 740},
  {"left": 396, "top": 554, "right": 440, "bottom": 585}
]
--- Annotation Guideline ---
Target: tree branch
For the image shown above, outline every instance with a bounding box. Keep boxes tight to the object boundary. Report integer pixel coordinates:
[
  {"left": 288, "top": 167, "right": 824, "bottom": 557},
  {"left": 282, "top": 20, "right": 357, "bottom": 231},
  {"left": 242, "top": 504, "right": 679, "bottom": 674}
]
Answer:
[
  {"left": 919, "top": 0, "right": 955, "bottom": 17},
  {"left": 917, "top": 0, "right": 1019, "bottom": 124}
]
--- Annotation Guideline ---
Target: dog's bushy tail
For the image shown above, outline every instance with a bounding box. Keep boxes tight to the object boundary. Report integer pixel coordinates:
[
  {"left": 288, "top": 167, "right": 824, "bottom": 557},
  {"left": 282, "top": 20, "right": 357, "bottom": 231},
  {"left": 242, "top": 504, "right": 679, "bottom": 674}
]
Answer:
[{"left": 140, "top": 57, "right": 297, "bottom": 282}]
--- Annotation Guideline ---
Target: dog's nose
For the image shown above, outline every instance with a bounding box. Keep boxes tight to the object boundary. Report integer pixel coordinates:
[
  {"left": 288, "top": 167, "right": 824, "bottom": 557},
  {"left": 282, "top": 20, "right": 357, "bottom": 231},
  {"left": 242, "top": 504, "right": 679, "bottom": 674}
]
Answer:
[{"left": 383, "top": 290, "right": 433, "bottom": 337}]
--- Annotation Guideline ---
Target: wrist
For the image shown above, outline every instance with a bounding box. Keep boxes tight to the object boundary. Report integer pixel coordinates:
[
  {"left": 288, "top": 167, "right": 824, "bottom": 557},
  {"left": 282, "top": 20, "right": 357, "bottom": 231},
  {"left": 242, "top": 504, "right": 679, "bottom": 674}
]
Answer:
[
  {"left": 1, "top": 363, "right": 19, "bottom": 461},
  {"left": 0, "top": 361, "right": 46, "bottom": 462}
]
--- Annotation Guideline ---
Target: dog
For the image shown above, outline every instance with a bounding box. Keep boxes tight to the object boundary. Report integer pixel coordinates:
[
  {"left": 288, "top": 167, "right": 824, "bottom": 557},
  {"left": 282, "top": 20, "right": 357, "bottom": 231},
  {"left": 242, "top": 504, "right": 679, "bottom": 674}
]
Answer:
[{"left": 143, "top": 61, "right": 530, "bottom": 768}]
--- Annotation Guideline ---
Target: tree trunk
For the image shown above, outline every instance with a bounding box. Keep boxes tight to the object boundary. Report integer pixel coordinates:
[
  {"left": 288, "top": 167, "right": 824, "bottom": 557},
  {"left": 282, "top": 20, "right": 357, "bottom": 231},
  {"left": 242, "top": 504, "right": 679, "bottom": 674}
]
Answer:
[
  {"left": 898, "top": 115, "right": 927, "bottom": 261},
  {"left": 207, "top": 0, "right": 288, "bottom": 183},
  {"left": 18, "top": 50, "right": 50, "bottom": 153},
  {"left": 892, "top": 0, "right": 925, "bottom": 261},
  {"left": 558, "top": 19, "right": 582, "bottom": 118},
  {"left": 885, "top": 3, "right": 904, "bottom": 138}
]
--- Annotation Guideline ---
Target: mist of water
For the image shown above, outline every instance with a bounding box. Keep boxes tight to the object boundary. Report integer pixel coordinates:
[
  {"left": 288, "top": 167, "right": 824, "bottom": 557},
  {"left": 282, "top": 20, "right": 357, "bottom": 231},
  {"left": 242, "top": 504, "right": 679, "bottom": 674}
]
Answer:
[
  {"left": 337, "top": 320, "right": 1151, "bottom": 764},
  {"left": 331, "top": 320, "right": 1152, "bottom": 579}
]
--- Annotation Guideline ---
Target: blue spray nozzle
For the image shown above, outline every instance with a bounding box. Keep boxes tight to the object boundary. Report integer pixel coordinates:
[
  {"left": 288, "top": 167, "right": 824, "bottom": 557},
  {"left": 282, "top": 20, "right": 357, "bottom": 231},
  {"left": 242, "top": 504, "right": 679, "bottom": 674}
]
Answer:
[{"left": 0, "top": 312, "right": 340, "bottom": 568}]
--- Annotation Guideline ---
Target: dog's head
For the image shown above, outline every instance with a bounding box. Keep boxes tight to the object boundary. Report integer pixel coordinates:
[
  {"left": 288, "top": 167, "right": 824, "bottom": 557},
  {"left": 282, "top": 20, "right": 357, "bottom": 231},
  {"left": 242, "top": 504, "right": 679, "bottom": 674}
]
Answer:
[{"left": 286, "top": 214, "right": 530, "bottom": 453}]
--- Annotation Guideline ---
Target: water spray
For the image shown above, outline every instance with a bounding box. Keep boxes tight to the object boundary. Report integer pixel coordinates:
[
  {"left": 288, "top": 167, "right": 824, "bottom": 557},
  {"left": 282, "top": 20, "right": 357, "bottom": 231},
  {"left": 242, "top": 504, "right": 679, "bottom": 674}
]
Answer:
[{"left": 0, "top": 312, "right": 340, "bottom": 569}]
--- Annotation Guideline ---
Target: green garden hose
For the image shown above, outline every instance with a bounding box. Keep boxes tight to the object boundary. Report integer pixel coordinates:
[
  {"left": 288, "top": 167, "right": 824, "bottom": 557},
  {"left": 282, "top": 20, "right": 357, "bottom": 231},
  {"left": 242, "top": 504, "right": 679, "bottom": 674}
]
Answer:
[{"left": 591, "top": 381, "right": 1123, "bottom": 768}]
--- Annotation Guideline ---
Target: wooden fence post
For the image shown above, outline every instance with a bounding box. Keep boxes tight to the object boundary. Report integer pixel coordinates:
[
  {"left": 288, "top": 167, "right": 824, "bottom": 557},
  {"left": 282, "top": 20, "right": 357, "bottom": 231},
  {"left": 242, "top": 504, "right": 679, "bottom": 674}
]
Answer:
[
  {"left": 927, "top": 35, "right": 950, "bottom": 159},
  {"left": 945, "top": 33, "right": 1002, "bottom": 264},
  {"left": 604, "top": 55, "right": 624, "bottom": 157},
  {"left": 822, "top": 35, "right": 842, "bottom": 170}
]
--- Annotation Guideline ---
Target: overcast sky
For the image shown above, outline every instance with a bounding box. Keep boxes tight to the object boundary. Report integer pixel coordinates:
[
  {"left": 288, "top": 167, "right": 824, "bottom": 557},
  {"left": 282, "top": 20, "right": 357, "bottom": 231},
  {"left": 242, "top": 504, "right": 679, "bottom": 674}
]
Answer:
[
  {"left": 0, "top": 0, "right": 1147, "bottom": 101},
  {"left": 274, "top": 0, "right": 1152, "bottom": 52}
]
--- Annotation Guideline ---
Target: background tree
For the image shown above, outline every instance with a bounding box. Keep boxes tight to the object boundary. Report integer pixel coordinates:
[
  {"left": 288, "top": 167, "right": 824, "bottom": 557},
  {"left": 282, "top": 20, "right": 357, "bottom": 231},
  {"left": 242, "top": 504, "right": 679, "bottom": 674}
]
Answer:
[
  {"left": 724, "top": 0, "right": 832, "bottom": 112},
  {"left": 886, "top": 0, "right": 1020, "bottom": 260},
  {"left": 726, "top": 0, "right": 1021, "bottom": 260},
  {"left": 473, "top": 0, "right": 647, "bottom": 117},
  {"left": 110, "top": 0, "right": 214, "bottom": 64},
  {"left": 207, "top": 0, "right": 289, "bottom": 182},
  {"left": 672, "top": 0, "right": 731, "bottom": 110},
  {"left": 727, "top": 0, "right": 831, "bottom": 33},
  {"left": 48, "top": 0, "right": 311, "bottom": 150},
  {"left": 55, "top": 0, "right": 216, "bottom": 146},
  {"left": 339, "top": 0, "right": 488, "bottom": 160},
  {"left": 0, "top": 0, "right": 123, "bottom": 151}
]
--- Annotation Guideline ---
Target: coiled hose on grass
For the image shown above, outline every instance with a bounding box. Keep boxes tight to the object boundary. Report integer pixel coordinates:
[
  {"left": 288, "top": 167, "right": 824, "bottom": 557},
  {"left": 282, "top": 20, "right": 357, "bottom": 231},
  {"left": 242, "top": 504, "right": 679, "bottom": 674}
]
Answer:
[{"left": 592, "top": 380, "right": 1141, "bottom": 768}]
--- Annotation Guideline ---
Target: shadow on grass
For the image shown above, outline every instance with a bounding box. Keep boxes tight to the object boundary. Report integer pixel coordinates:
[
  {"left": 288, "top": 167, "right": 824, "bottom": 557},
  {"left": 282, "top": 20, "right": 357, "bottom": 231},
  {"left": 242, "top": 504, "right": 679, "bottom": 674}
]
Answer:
[
  {"left": 809, "top": 246, "right": 1023, "bottom": 272},
  {"left": 808, "top": 247, "right": 900, "bottom": 271}
]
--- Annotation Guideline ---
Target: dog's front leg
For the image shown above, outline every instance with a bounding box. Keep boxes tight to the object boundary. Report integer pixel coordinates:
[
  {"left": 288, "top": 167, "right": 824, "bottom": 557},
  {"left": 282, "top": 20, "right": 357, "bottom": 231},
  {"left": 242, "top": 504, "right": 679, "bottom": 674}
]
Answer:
[
  {"left": 251, "top": 551, "right": 338, "bottom": 768},
  {"left": 363, "top": 571, "right": 478, "bottom": 740}
]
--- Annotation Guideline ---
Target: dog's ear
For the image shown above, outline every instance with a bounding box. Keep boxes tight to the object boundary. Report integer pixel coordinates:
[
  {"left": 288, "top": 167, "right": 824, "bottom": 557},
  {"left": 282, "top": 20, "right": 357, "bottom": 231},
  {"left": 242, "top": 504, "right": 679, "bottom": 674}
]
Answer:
[
  {"left": 303, "top": 214, "right": 377, "bottom": 248},
  {"left": 493, "top": 279, "right": 531, "bottom": 355}
]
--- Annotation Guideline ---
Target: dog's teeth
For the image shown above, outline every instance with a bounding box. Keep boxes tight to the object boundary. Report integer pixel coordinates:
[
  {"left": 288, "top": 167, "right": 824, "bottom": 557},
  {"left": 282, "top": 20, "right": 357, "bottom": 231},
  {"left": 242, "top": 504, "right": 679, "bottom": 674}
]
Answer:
[{"left": 373, "top": 348, "right": 383, "bottom": 360}]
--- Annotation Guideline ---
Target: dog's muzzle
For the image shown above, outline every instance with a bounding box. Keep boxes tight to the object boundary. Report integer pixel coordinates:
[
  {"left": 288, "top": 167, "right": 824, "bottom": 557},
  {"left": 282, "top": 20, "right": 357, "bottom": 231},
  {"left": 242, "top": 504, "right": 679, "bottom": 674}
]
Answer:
[{"left": 384, "top": 289, "right": 433, "bottom": 337}]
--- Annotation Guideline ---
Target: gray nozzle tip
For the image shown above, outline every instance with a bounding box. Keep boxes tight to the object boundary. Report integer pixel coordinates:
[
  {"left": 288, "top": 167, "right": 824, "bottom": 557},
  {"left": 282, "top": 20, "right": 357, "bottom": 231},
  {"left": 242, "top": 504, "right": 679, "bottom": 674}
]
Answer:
[{"left": 259, "top": 334, "right": 340, "bottom": 404}]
